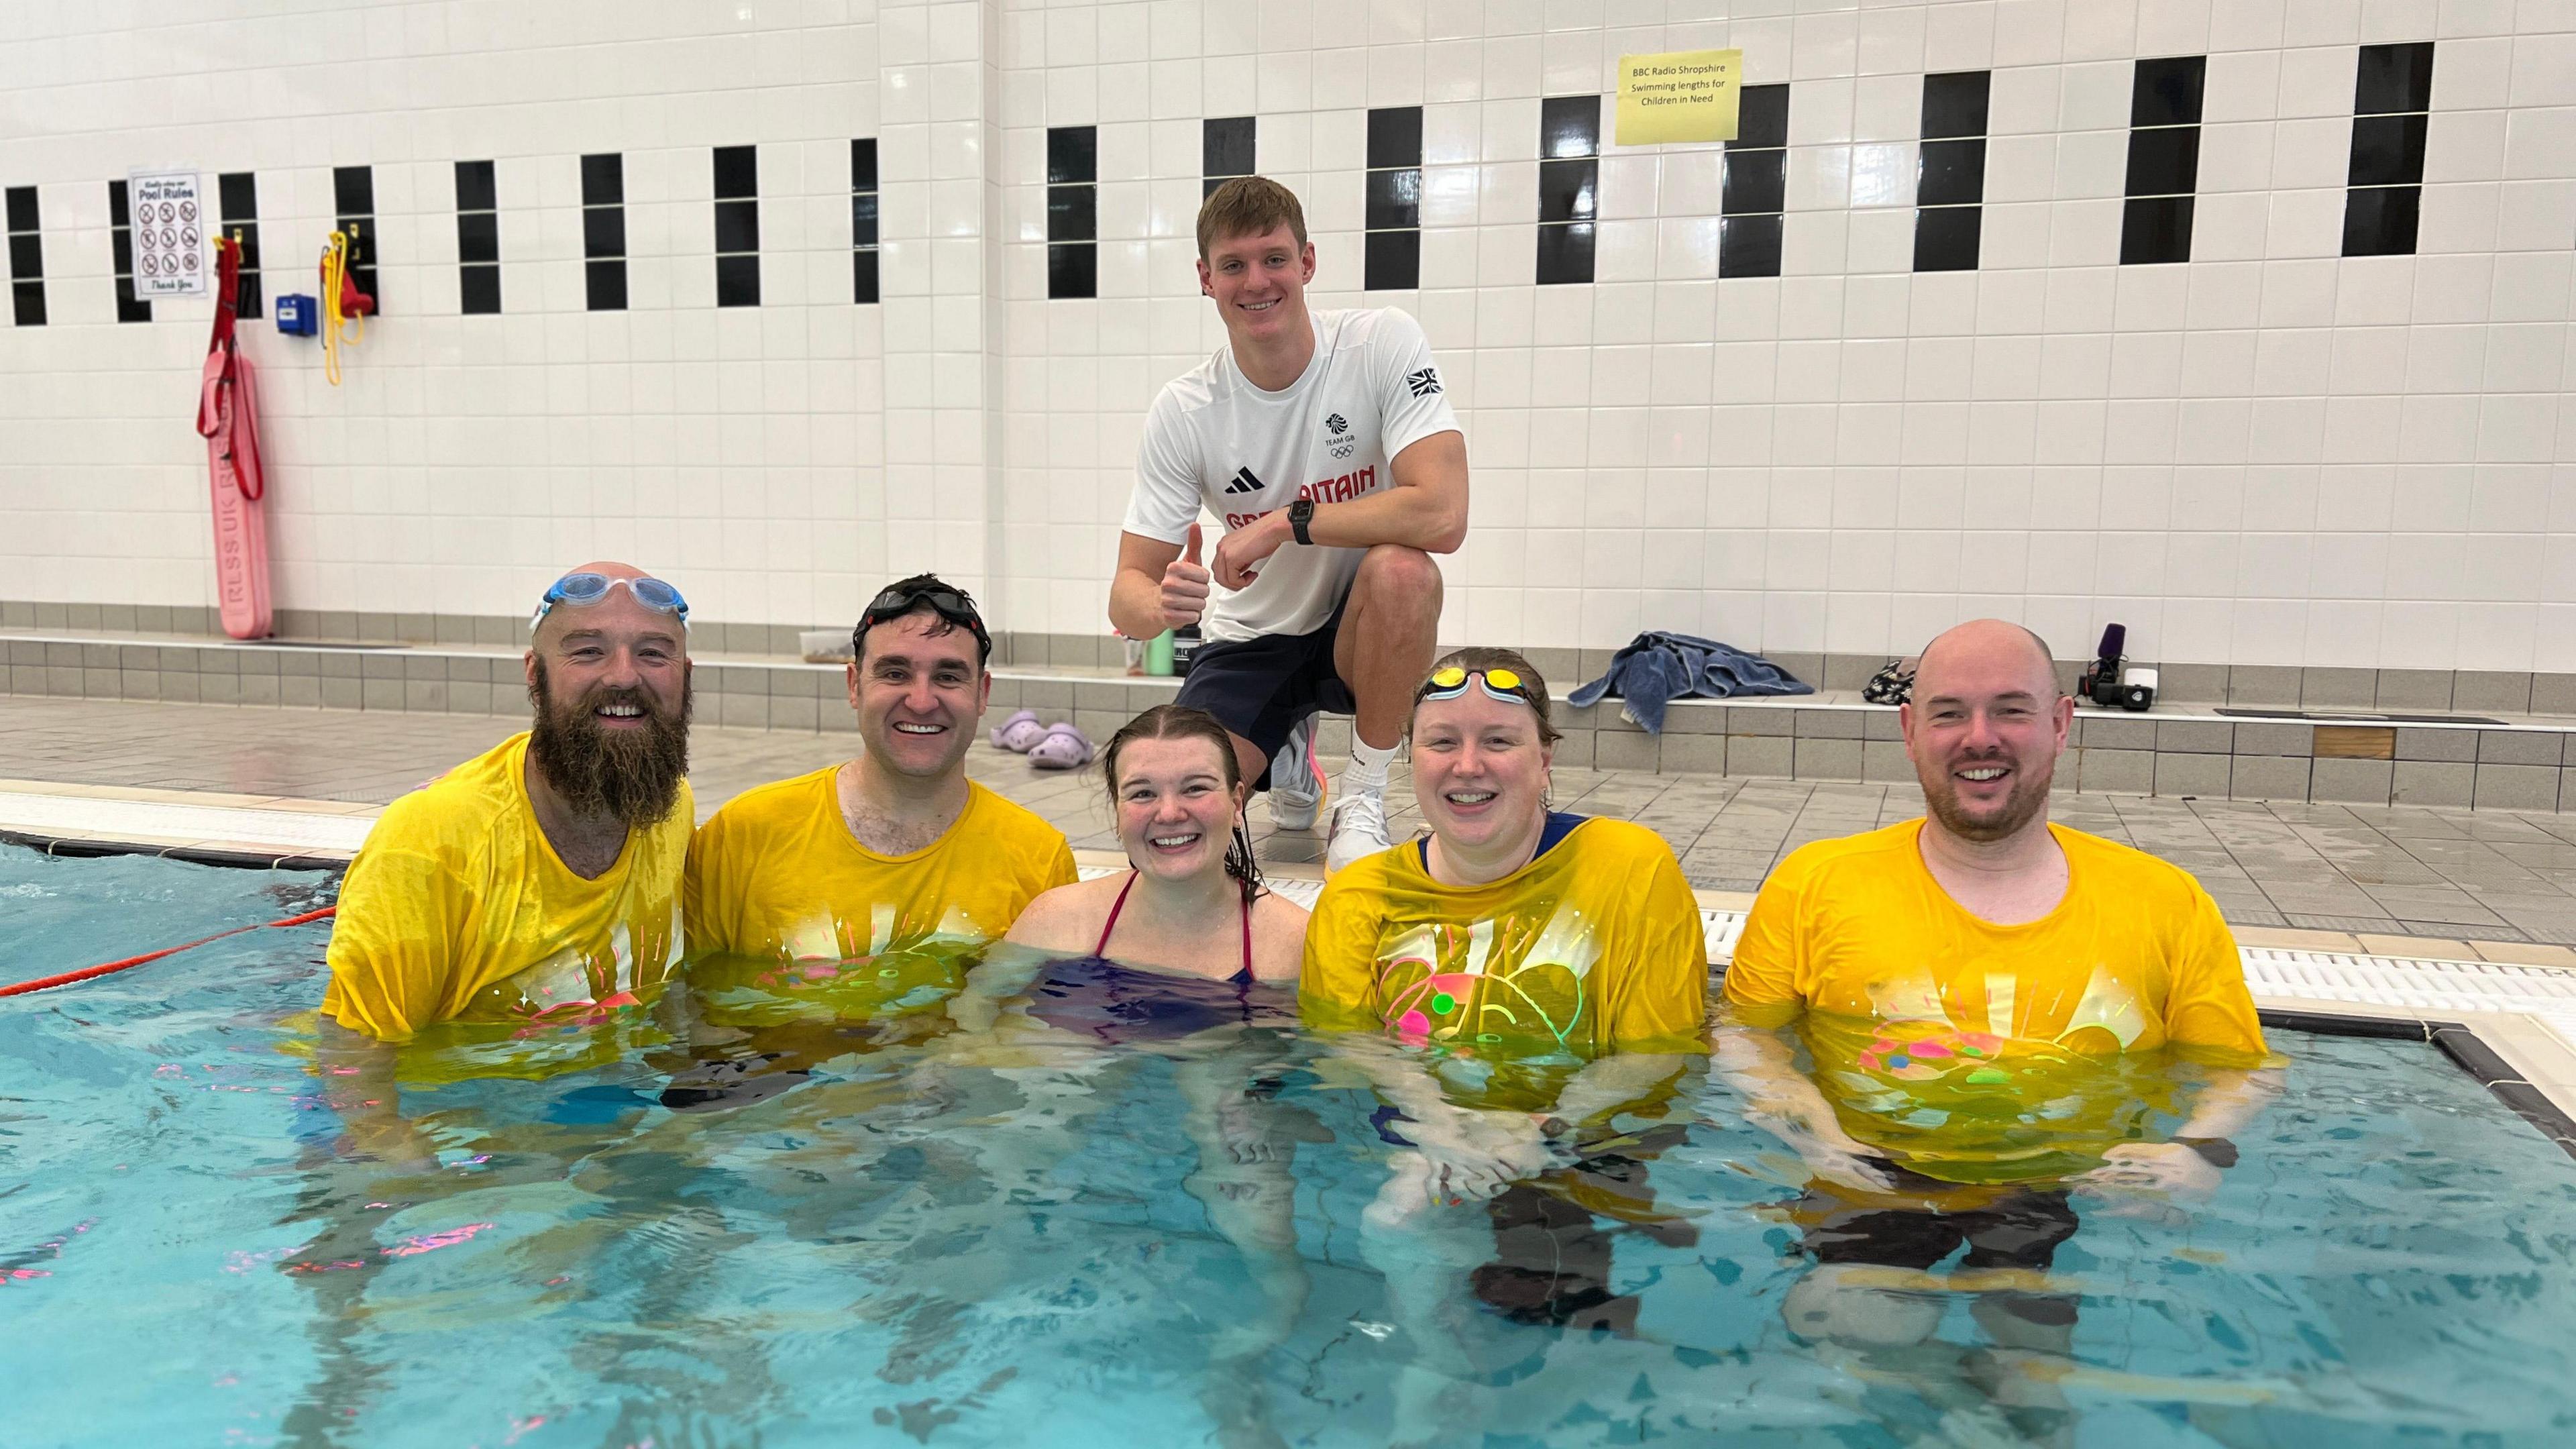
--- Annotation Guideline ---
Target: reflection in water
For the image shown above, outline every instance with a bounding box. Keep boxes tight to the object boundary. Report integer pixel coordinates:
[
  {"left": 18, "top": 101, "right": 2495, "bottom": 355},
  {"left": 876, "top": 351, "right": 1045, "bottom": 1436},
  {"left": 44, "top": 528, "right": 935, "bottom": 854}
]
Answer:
[{"left": 8, "top": 848, "right": 2575, "bottom": 1447}]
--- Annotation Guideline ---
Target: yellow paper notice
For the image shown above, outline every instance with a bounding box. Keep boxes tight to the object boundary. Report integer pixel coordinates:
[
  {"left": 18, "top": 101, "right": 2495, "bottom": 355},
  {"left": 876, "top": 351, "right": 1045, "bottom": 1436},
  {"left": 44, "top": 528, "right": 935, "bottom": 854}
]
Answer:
[{"left": 1615, "top": 49, "right": 1743, "bottom": 146}]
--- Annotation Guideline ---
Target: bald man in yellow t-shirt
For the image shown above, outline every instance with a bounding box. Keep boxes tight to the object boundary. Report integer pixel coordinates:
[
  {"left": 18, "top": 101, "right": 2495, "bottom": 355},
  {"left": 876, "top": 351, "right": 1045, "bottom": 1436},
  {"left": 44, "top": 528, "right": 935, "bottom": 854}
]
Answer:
[{"left": 1718, "top": 619, "right": 2278, "bottom": 1393}]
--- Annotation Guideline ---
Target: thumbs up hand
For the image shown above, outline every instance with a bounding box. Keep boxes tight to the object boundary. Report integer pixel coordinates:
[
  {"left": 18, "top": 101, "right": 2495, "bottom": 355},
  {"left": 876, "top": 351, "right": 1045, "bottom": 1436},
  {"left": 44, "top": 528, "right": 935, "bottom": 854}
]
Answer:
[{"left": 1159, "top": 523, "right": 1212, "bottom": 629}]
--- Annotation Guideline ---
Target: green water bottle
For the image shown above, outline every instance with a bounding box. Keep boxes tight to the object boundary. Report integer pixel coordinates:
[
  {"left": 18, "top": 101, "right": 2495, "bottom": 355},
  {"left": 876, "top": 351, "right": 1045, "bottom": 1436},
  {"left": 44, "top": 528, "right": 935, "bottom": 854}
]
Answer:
[{"left": 1144, "top": 629, "right": 1175, "bottom": 676}]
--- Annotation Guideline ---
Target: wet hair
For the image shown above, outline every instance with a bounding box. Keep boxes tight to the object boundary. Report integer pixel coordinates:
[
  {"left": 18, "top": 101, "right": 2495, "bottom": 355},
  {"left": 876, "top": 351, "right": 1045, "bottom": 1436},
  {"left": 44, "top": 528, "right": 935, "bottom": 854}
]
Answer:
[
  {"left": 1409, "top": 645, "right": 1564, "bottom": 748},
  {"left": 1196, "top": 176, "right": 1308, "bottom": 261},
  {"left": 853, "top": 572, "right": 992, "bottom": 669},
  {"left": 1102, "top": 704, "right": 1263, "bottom": 909}
]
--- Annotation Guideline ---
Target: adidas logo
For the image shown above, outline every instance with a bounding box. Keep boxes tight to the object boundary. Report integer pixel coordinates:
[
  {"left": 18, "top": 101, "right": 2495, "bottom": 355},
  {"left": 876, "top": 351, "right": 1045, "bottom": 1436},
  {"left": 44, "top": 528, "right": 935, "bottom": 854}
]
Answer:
[
  {"left": 1222, "top": 466, "right": 1265, "bottom": 495},
  {"left": 1405, "top": 368, "right": 1442, "bottom": 398},
  {"left": 1326, "top": 413, "right": 1348, "bottom": 435}
]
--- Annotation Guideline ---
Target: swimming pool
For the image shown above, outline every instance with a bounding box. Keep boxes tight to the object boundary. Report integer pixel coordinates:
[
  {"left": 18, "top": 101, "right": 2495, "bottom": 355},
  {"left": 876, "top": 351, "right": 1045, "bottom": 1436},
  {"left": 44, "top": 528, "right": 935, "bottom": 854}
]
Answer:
[{"left": 5, "top": 845, "right": 2575, "bottom": 1448}]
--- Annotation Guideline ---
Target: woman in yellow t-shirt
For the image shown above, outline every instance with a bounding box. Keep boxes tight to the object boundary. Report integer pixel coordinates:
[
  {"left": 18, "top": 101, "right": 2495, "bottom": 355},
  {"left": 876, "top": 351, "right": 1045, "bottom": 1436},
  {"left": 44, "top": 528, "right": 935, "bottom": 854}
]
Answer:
[{"left": 1298, "top": 647, "right": 1710, "bottom": 1437}]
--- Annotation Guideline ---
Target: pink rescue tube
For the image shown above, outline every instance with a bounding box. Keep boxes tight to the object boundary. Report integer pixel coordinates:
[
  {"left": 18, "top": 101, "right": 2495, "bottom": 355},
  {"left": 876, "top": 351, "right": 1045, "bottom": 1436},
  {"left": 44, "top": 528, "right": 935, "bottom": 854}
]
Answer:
[{"left": 198, "top": 238, "right": 272, "bottom": 639}]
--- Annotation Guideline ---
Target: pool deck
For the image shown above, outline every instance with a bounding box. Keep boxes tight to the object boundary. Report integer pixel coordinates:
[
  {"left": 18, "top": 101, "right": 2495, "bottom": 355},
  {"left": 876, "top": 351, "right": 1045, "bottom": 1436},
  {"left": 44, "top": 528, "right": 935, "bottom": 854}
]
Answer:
[{"left": 10, "top": 694, "right": 2576, "bottom": 961}]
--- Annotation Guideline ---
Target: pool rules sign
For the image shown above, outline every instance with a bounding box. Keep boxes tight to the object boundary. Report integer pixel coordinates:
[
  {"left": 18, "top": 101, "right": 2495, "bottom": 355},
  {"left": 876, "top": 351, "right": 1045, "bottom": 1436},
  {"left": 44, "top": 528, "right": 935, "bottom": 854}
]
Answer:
[{"left": 128, "top": 169, "right": 209, "bottom": 299}]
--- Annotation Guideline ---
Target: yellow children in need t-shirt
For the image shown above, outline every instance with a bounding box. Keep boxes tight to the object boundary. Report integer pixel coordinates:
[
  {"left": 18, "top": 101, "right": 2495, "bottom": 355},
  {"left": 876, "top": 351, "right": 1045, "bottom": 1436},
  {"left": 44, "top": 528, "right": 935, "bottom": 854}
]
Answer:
[
  {"left": 682, "top": 767, "right": 1077, "bottom": 1023},
  {"left": 322, "top": 733, "right": 692, "bottom": 1042},
  {"left": 1725, "top": 818, "right": 2267, "bottom": 1182},
  {"left": 1301, "top": 814, "right": 1708, "bottom": 1058}
]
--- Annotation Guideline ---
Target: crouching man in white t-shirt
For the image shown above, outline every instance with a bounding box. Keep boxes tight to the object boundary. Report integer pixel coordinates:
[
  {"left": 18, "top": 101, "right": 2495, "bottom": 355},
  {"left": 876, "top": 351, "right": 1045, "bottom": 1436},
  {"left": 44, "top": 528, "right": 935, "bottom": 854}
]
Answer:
[{"left": 1109, "top": 177, "right": 1468, "bottom": 874}]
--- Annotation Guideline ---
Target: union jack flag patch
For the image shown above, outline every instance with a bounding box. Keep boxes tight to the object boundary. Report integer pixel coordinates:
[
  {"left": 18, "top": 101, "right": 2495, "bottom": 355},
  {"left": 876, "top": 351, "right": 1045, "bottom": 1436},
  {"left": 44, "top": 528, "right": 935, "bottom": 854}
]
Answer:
[{"left": 1405, "top": 367, "right": 1442, "bottom": 398}]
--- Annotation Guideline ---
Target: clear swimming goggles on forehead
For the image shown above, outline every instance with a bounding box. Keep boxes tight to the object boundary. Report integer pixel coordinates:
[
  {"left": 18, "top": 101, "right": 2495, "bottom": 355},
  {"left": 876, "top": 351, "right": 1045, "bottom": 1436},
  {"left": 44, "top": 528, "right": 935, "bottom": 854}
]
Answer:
[
  {"left": 1415, "top": 664, "right": 1528, "bottom": 705},
  {"left": 529, "top": 572, "right": 690, "bottom": 634}
]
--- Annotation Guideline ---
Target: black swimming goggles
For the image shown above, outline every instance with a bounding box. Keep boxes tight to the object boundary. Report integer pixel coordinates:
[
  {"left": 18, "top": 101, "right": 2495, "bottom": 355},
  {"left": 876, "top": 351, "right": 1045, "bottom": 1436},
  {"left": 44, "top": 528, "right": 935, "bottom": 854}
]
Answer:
[{"left": 855, "top": 580, "right": 991, "bottom": 658}]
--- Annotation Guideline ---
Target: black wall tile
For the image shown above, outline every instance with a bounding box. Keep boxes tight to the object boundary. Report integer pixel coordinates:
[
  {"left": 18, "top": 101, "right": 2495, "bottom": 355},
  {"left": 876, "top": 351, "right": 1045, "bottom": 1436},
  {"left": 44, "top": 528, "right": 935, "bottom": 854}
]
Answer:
[
  {"left": 2348, "top": 113, "right": 2428, "bottom": 186},
  {"left": 583, "top": 206, "right": 626, "bottom": 259},
  {"left": 585, "top": 258, "right": 627, "bottom": 311},
  {"left": 1541, "top": 95, "right": 1600, "bottom": 158},
  {"left": 1365, "top": 168, "right": 1421, "bottom": 229},
  {"left": 1538, "top": 158, "right": 1596, "bottom": 222},
  {"left": 2343, "top": 184, "right": 2420, "bottom": 256},
  {"left": 2356, "top": 40, "right": 2436, "bottom": 115},
  {"left": 716, "top": 253, "right": 761, "bottom": 307},
  {"left": 4, "top": 185, "right": 35, "bottom": 233},
  {"left": 2120, "top": 195, "right": 2194, "bottom": 263},
  {"left": 1734, "top": 85, "right": 1790, "bottom": 149},
  {"left": 1722, "top": 150, "right": 1786, "bottom": 215},
  {"left": 455, "top": 159, "right": 496, "bottom": 213},
  {"left": 2131, "top": 56, "right": 2207, "bottom": 127},
  {"left": 2125, "top": 125, "right": 2202, "bottom": 196},
  {"left": 1048, "top": 241, "right": 1095, "bottom": 299},
  {"left": 852, "top": 138, "right": 878, "bottom": 191},
  {"left": 216, "top": 171, "right": 261, "bottom": 317},
  {"left": 108, "top": 179, "right": 130, "bottom": 226},
  {"left": 713, "top": 145, "right": 757, "bottom": 199},
  {"left": 1203, "top": 115, "right": 1255, "bottom": 176},
  {"left": 1368, "top": 106, "right": 1424, "bottom": 168},
  {"left": 1921, "top": 71, "right": 1992, "bottom": 140},
  {"left": 715, "top": 198, "right": 760, "bottom": 254},
  {"left": 1536, "top": 222, "right": 1593, "bottom": 285},
  {"left": 1364, "top": 227, "right": 1419, "bottom": 290},
  {"left": 9, "top": 234, "right": 42, "bottom": 278},
  {"left": 853, "top": 248, "right": 880, "bottom": 305},
  {"left": 581, "top": 153, "right": 623, "bottom": 205},
  {"left": 1917, "top": 138, "right": 1986, "bottom": 206},
  {"left": 1913, "top": 206, "right": 1981, "bottom": 272},
  {"left": 11, "top": 278, "right": 43, "bottom": 327},
  {"left": 1719, "top": 212, "right": 1782, "bottom": 277},
  {"left": 1047, "top": 184, "right": 1096, "bottom": 242},
  {"left": 456, "top": 210, "right": 498, "bottom": 264},
  {"left": 460, "top": 265, "right": 500, "bottom": 315},
  {"left": 851, "top": 192, "right": 879, "bottom": 248},
  {"left": 1048, "top": 126, "right": 1096, "bottom": 184},
  {"left": 332, "top": 165, "right": 374, "bottom": 215}
]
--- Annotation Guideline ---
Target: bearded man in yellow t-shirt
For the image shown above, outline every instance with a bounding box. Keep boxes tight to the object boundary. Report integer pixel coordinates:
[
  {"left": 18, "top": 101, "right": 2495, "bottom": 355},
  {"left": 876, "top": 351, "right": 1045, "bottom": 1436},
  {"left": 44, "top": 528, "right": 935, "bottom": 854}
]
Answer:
[
  {"left": 322, "top": 561, "right": 698, "bottom": 1042},
  {"left": 1719, "top": 619, "right": 2279, "bottom": 1422},
  {"left": 665, "top": 576, "right": 1075, "bottom": 1106}
]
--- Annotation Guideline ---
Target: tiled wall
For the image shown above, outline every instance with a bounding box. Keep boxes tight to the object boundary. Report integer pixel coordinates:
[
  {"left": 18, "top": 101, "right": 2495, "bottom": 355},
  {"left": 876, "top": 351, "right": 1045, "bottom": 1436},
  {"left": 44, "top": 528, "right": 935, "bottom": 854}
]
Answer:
[{"left": 3, "top": 0, "right": 2573, "bottom": 676}]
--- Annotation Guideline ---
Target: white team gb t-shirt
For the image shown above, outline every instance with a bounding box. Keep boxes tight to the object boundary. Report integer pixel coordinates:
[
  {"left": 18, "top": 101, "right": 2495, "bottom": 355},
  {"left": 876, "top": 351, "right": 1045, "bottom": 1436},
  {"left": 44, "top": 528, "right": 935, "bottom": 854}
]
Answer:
[{"left": 1124, "top": 307, "right": 1463, "bottom": 643}]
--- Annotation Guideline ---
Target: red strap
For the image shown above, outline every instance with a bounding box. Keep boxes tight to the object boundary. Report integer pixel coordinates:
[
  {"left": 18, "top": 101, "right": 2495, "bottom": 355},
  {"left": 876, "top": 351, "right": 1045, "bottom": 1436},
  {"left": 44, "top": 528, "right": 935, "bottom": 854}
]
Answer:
[
  {"left": 205, "top": 236, "right": 239, "bottom": 354},
  {"left": 1092, "top": 870, "right": 1138, "bottom": 959},
  {"left": 0, "top": 906, "right": 335, "bottom": 998}
]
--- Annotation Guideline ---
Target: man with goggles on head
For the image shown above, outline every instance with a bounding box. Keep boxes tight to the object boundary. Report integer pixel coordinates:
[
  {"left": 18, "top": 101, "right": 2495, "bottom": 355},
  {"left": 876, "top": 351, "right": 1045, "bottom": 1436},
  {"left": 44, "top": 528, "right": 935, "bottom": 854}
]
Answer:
[
  {"left": 680, "top": 574, "right": 1075, "bottom": 1057},
  {"left": 321, "top": 562, "right": 696, "bottom": 1042},
  {"left": 1111, "top": 176, "right": 1469, "bottom": 876}
]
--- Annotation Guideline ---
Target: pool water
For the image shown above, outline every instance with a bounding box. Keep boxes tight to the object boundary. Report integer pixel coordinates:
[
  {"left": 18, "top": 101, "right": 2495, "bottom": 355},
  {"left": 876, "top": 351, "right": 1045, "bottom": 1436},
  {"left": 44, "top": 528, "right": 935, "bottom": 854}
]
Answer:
[{"left": 5, "top": 845, "right": 2576, "bottom": 1448}]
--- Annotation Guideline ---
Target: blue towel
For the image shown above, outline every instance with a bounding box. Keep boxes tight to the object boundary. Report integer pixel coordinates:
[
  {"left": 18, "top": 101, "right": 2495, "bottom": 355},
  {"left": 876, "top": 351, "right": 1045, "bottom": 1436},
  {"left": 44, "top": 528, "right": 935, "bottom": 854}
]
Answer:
[{"left": 1567, "top": 631, "right": 1813, "bottom": 734}]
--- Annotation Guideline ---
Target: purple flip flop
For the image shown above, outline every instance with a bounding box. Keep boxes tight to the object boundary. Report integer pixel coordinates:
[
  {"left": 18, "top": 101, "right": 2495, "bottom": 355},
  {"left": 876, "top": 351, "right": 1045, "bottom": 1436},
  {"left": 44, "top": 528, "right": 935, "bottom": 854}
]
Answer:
[
  {"left": 988, "top": 708, "right": 1043, "bottom": 752},
  {"left": 1027, "top": 722, "right": 1093, "bottom": 770}
]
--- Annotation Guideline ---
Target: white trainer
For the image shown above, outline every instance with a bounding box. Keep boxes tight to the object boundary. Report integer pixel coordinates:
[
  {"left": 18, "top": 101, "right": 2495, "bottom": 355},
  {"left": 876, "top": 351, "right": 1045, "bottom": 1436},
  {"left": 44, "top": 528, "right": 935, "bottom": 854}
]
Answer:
[
  {"left": 1325, "top": 787, "right": 1393, "bottom": 873},
  {"left": 1267, "top": 716, "right": 1324, "bottom": 831}
]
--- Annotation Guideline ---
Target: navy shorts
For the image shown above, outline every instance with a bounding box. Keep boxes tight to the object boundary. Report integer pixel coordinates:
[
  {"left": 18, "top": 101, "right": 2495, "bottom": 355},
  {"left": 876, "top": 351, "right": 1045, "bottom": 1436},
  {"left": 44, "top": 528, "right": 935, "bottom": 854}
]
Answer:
[{"left": 1173, "top": 605, "right": 1354, "bottom": 790}]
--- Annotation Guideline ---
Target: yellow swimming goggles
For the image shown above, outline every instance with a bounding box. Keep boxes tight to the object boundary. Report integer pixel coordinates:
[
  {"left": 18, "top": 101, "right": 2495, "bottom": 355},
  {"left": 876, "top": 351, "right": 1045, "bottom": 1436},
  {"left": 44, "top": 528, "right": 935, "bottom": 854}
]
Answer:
[{"left": 1417, "top": 664, "right": 1529, "bottom": 705}]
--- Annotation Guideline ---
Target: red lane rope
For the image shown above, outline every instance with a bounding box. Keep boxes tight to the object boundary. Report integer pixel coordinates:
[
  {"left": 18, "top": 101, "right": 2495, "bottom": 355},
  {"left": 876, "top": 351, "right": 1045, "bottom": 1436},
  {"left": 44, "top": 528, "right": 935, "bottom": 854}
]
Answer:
[{"left": 0, "top": 906, "right": 337, "bottom": 999}]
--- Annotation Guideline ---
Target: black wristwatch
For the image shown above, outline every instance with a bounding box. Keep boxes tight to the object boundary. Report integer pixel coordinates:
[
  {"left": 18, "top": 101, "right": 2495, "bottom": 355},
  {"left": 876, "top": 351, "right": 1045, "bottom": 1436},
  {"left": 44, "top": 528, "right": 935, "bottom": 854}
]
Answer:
[{"left": 1288, "top": 497, "right": 1315, "bottom": 545}]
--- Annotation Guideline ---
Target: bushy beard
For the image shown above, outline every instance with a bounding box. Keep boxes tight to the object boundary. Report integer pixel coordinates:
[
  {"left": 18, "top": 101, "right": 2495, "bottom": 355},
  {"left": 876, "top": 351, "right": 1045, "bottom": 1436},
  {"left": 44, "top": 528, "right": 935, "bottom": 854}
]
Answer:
[
  {"left": 526, "top": 658, "right": 692, "bottom": 830},
  {"left": 1919, "top": 748, "right": 2054, "bottom": 844}
]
